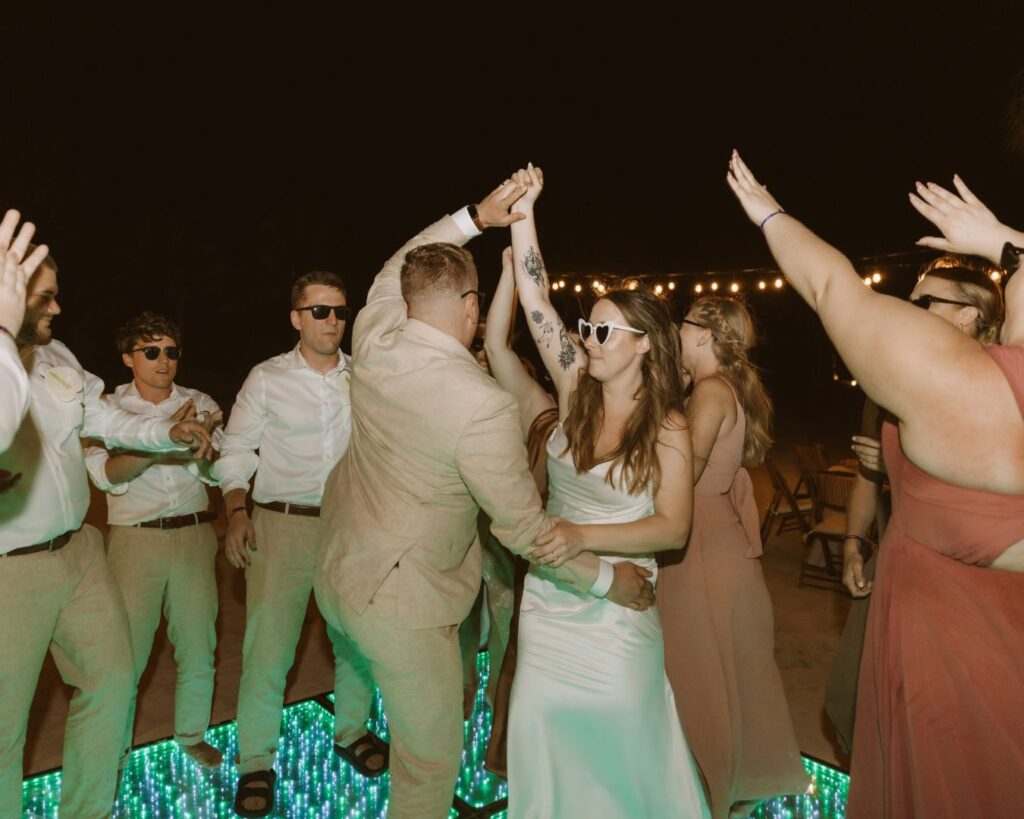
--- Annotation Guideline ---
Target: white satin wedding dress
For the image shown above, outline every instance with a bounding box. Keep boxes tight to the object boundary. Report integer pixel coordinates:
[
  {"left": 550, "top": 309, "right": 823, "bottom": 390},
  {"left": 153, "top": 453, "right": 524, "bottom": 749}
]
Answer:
[{"left": 507, "top": 424, "right": 710, "bottom": 818}]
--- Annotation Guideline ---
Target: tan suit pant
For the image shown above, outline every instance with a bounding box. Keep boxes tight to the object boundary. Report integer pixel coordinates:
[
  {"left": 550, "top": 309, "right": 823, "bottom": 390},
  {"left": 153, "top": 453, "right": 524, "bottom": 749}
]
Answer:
[
  {"left": 0, "top": 525, "right": 133, "bottom": 819},
  {"left": 314, "top": 568, "right": 463, "bottom": 819},
  {"left": 106, "top": 522, "right": 219, "bottom": 757},
  {"left": 236, "top": 508, "right": 374, "bottom": 774}
]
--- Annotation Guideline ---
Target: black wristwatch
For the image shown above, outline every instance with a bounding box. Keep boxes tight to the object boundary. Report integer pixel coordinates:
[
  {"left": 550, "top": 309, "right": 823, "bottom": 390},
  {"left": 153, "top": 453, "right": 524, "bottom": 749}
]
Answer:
[{"left": 999, "top": 241, "right": 1024, "bottom": 277}]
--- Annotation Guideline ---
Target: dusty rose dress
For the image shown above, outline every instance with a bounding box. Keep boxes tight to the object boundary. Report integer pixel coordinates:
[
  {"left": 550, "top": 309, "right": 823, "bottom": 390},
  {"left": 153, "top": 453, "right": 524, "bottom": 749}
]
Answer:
[
  {"left": 660, "top": 388, "right": 807, "bottom": 818},
  {"left": 847, "top": 345, "right": 1024, "bottom": 818}
]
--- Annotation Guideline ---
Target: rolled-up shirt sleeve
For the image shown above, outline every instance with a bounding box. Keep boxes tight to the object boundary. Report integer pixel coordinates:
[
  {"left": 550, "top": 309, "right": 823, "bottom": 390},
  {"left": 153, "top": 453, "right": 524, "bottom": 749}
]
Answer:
[
  {"left": 212, "top": 368, "right": 266, "bottom": 494},
  {"left": 84, "top": 443, "right": 130, "bottom": 495},
  {"left": 0, "top": 334, "right": 29, "bottom": 453}
]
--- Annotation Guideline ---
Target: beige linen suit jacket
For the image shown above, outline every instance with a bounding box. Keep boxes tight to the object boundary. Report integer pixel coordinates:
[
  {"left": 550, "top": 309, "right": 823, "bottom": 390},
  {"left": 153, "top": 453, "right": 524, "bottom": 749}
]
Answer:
[{"left": 318, "top": 214, "right": 601, "bottom": 630}]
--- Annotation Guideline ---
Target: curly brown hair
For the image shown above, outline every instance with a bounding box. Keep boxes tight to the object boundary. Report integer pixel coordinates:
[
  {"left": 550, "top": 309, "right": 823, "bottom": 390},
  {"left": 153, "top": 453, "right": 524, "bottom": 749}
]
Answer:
[
  {"left": 563, "top": 289, "right": 687, "bottom": 495},
  {"left": 686, "top": 296, "right": 774, "bottom": 468},
  {"left": 115, "top": 311, "right": 182, "bottom": 355}
]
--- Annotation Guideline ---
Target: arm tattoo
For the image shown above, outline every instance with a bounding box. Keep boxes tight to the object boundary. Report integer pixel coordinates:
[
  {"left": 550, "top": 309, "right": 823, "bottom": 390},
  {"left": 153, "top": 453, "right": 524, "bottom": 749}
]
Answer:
[
  {"left": 522, "top": 247, "right": 545, "bottom": 288},
  {"left": 557, "top": 325, "right": 577, "bottom": 370},
  {"left": 531, "top": 310, "right": 555, "bottom": 348}
]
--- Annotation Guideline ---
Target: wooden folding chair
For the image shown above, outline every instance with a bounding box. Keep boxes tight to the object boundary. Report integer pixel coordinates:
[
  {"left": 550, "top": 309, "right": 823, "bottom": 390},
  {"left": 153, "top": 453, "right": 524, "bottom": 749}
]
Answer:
[
  {"left": 800, "top": 468, "right": 859, "bottom": 591},
  {"left": 760, "top": 456, "right": 815, "bottom": 545}
]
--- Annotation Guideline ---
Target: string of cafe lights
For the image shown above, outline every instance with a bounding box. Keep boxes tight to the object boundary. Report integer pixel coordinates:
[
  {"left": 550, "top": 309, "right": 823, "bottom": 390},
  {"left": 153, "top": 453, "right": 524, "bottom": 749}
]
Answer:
[{"left": 546, "top": 248, "right": 1005, "bottom": 300}]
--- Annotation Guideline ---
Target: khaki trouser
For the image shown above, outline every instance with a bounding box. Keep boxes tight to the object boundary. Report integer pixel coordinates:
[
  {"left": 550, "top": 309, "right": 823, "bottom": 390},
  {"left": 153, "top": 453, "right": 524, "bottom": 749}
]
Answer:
[
  {"left": 106, "top": 522, "right": 219, "bottom": 759},
  {"left": 314, "top": 568, "right": 463, "bottom": 819},
  {"left": 236, "top": 507, "right": 374, "bottom": 774},
  {"left": 0, "top": 525, "right": 133, "bottom": 819}
]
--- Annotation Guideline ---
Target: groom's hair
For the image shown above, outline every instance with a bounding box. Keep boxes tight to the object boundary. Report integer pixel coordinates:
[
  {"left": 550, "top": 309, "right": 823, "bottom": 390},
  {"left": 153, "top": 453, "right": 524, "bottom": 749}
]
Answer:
[{"left": 400, "top": 243, "right": 477, "bottom": 306}]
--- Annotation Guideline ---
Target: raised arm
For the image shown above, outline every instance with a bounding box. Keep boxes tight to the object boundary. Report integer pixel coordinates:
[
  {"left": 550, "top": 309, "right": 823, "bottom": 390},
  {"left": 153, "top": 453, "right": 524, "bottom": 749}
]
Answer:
[
  {"left": 0, "top": 209, "right": 52, "bottom": 452},
  {"left": 529, "top": 413, "right": 694, "bottom": 564},
  {"left": 353, "top": 181, "right": 528, "bottom": 360},
  {"left": 726, "top": 151, "right": 1022, "bottom": 492},
  {"left": 509, "top": 165, "right": 585, "bottom": 414},
  {"left": 484, "top": 246, "right": 556, "bottom": 437}
]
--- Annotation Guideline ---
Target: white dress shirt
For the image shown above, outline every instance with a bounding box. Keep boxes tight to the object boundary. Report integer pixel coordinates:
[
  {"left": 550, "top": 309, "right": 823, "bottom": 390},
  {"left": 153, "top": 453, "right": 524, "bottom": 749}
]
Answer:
[
  {"left": 213, "top": 344, "right": 352, "bottom": 506},
  {"left": 0, "top": 333, "right": 29, "bottom": 453},
  {"left": 0, "top": 339, "right": 187, "bottom": 554},
  {"left": 85, "top": 382, "right": 224, "bottom": 526}
]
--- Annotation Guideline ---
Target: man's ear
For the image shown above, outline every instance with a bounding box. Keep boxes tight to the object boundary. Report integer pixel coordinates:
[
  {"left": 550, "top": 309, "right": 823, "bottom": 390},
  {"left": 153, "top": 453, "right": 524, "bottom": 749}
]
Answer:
[
  {"left": 290, "top": 310, "right": 302, "bottom": 332},
  {"left": 122, "top": 353, "right": 134, "bottom": 371}
]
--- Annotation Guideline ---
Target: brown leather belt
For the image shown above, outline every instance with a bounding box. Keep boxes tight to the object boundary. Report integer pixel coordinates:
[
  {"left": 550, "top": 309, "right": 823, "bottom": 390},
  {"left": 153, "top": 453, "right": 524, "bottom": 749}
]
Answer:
[
  {"left": 2, "top": 528, "right": 79, "bottom": 558},
  {"left": 255, "top": 501, "right": 321, "bottom": 518},
  {"left": 137, "top": 511, "right": 218, "bottom": 530}
]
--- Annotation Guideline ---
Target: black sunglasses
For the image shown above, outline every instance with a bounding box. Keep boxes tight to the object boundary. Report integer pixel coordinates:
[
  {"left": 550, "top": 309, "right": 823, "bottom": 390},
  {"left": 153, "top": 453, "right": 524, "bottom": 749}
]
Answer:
[
  {"left": 295, "top": 304, "right": 352, "bottom": 321},
  {"left": 460, "top": 289, "right": 487, "bottom": 307},
  {"left": 131, "top": 346, "right": 181, "bottom": 361},
  {"left": 910, "top": 295, "right": 973, "bottom": 310}
]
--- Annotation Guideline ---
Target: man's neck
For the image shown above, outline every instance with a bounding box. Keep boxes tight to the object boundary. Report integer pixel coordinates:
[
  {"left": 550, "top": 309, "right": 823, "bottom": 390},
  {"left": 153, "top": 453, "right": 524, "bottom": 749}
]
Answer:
[
  {"left": 134, "top": 378, "right": 173, "bottom": 405},
  {"left": 299, "top": 343, "right": 340, "bottom": 374}
]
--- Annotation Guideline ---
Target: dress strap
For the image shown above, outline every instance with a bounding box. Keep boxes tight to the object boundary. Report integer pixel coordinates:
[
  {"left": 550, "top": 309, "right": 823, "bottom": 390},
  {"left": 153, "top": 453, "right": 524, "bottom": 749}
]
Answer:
[{"left": 984, "top": 346, "right": 1024, "bottom": 420}]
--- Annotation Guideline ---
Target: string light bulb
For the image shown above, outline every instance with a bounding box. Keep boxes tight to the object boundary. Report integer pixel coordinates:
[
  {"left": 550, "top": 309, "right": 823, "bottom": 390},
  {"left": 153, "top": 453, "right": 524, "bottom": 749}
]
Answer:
[
  {"left": 557, "top": 280, "right": 566, "bottom": 289},
  {"left": 991, "top": 270, "right": 1002, "bottom": 282},
  {"left": 573, "top": 284, "right": 583, "bottom": 293},
  {"left": 871, "top": 272, "right": 882, "bottom": 283},
  {"left": 758, "top": 280, "right": 766, "bottom": 290},
  {"left": 730, "top": 282, "right": 740, "bottom": 293},
  {"left": 774, "top": 278, "right": 784, "bottom": 289},
  {"left": 863, "top": 276, "right": 872, "bottom": 286},
  {"left": 667, "top": 282, "right": 675, "bottom": 290},
  {"left": 710, "top": 282, "right": 719, "bottom": 292},
  {"left": 694, "top": 284, "right": 703, "bottom": 294},
  {"left": 654, "top": 284, "right": 664, "bottom": 295}
]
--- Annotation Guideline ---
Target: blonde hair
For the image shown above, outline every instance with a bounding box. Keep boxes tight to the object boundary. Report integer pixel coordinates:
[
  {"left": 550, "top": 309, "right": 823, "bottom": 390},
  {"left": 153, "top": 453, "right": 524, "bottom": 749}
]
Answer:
[
  {"left": 919, "top": 255, "right": 1004, "bottom": 345},
  {"left": 686, "top": 296, "right": 773, "bottom": 467},
  {"left": 563, "top": 289, "right": 686, "bottom": 495}
]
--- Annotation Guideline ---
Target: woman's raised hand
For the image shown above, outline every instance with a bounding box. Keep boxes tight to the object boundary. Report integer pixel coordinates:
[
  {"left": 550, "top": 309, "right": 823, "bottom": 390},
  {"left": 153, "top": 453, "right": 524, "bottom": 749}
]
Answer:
[
  {"left": 910, "top": 176, "right": 1012, "bottom": 264},
  {"left": 511, "top": 163, "right": 544, "bottom": 213},
  {"left": 726, "top": 150, "right": 785, "bottom": 227}
]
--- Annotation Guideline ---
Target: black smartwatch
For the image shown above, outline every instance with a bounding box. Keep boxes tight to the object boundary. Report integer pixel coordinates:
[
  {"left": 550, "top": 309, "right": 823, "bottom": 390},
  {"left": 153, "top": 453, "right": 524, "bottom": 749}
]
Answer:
[{"left": 1000, "top": 241, "right": 1024, "bottom": 278}]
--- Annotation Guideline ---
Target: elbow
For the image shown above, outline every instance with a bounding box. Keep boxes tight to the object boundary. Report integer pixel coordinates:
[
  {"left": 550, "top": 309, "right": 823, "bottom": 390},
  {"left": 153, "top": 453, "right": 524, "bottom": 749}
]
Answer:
[{"left": 654, "top": 519, "right": 691, "bottom": 552}]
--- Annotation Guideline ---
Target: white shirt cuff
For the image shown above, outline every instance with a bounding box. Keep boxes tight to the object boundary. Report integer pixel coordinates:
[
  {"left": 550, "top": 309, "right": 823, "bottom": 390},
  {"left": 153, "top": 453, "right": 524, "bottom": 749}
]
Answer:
[
  {"left": 588, "top": 559, "right": 615, "bottom": 598},
  {"left": 451, "top": 206, "right": 482, "bottom": 239}
]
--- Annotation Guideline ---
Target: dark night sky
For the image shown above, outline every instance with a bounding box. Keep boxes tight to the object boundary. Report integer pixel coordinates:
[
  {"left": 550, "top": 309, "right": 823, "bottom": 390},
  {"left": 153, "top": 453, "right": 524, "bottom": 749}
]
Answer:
[{"left": 4, "top": 5, "right": 1023, "bottom": 442}]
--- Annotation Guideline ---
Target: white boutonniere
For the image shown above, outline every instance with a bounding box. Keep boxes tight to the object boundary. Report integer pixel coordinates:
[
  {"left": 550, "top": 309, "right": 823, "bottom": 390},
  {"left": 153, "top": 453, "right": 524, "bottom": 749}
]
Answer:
[{"left": 41, "top": 365, "right": 84, "bottom": 403}]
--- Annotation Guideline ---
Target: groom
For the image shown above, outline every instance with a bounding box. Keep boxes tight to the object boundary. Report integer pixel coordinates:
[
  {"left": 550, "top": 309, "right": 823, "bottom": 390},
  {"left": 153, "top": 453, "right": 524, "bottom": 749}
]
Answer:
[{"left": 314, "top": 177, "right": 654, "bottom": 817}]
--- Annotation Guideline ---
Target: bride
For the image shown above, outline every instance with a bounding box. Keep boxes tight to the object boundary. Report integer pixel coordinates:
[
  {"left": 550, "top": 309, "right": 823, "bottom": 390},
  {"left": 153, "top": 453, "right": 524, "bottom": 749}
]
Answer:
[{"left": 505, "top": 165, "right": 711, "bottom": 819}]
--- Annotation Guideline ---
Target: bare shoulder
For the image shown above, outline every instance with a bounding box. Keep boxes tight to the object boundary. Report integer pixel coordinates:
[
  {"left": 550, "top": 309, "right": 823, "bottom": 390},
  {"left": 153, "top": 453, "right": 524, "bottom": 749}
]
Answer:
[
  {"left": 659, "top": 409, "right": 692, "bottom": 451},
  {"left": 692, "top": 374, "right": 736, "bottom": 406}
]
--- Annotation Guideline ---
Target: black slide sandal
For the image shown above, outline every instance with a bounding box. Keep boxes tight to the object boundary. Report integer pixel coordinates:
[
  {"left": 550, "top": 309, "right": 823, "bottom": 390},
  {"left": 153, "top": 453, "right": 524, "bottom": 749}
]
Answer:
[
  {"left": 334, "top": 732, "right": 390, "bottom": 777},
  {"left": 233, "top": 769, "right": 276, "bottom": 817}
]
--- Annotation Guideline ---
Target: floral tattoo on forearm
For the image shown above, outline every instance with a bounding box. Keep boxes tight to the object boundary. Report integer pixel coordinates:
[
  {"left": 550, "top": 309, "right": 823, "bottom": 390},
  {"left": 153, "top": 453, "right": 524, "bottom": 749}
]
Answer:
[
  {"left": 557, "top": 325, "right": 577, "bottom": 370},
  {"left": 523, "top": 247, "right": 545, "bottom": 288}
]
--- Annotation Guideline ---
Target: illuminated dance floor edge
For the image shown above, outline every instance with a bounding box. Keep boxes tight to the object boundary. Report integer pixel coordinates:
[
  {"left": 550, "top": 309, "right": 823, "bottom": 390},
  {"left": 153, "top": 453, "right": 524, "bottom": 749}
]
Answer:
[{"left": 22, "top": 653, "right": 849, "bottom": 818}]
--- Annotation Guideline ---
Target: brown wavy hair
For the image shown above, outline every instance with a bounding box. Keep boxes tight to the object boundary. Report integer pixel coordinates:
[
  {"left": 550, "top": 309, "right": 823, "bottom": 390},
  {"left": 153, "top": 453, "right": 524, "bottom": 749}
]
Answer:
[
  {"left": 686, "top": 296, "right": 773, "bottom": 467},
  {"left": 563, "top": 289, "right": 686, "bottom": 495},
  {"left": 919, "top": 255, "right": 1004, "bottom": 345}
]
